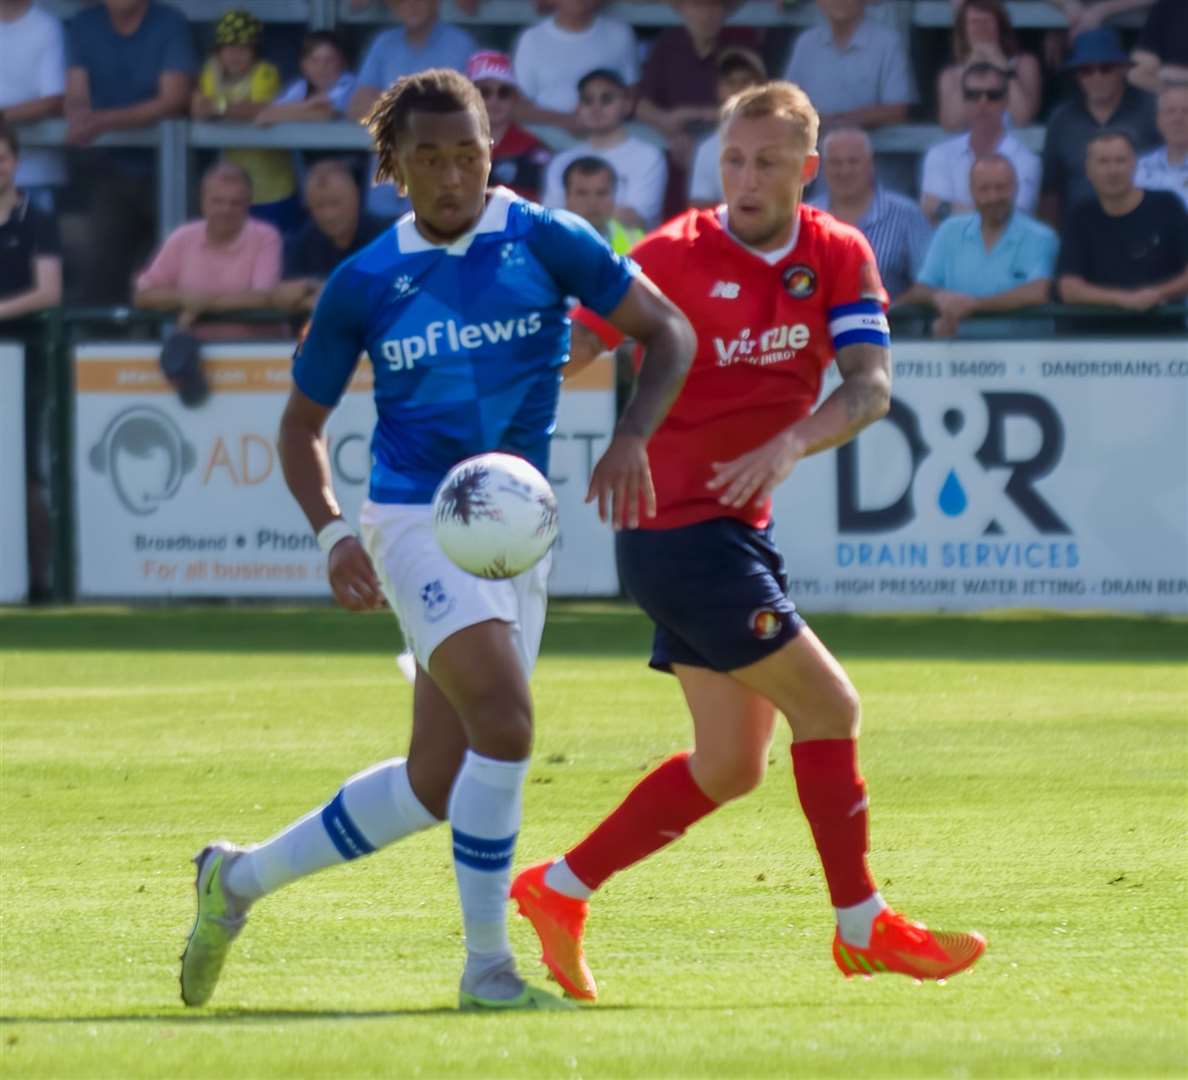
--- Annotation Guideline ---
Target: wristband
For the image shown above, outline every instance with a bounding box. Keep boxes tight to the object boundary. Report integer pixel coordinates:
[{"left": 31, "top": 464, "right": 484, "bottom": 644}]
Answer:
[{"left": 317, "top": 518, "right": 356, "bottom": 554}]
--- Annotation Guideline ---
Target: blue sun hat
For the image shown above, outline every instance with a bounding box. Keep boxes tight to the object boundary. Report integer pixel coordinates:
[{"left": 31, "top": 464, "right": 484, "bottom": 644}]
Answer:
[{"left": 1063, "top": 28, "right": 1131, "bottom": 71}]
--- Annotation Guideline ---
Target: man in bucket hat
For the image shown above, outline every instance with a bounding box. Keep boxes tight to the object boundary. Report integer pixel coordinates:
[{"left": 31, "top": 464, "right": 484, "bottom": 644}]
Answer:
[{"left": 1039, "top": 27, "right": 1159, "bottom": 224}]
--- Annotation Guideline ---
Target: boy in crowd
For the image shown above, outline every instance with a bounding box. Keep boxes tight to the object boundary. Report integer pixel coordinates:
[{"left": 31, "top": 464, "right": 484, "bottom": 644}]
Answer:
[{"left": 542, "top": 70, "right": 666, "bottom": 229}]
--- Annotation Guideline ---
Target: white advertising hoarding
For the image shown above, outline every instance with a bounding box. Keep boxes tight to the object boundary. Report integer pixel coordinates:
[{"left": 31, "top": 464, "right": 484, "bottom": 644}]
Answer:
[
  {"left": 74, "top": 344, "right": 618, "bottom": 598},
  {"left": 1, "top": 343, "right": 28, "bottom": 603},
  {"left": 771, "top": 340, "right": 1188, "bottom": 614}
]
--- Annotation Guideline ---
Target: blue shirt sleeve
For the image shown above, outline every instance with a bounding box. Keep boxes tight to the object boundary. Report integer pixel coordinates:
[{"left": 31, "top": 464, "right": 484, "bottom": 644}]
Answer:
[
  {"left": 906, "top": 203, "right": 933, "bottom": 280},
  {"left": 64, "top": 10, "right": 93, "bottom": 70},
  {"left": 915, "top": 220, "right": 953, "bottom": 288},
  {"left": 292, "top": 263, "right": 367, "bottom": 408},
  {"left": 356, "top": 32, "right": 389, "bottom": 90},
  {"left": 445, "top": 26, "right": 477, "bottom": 71},
  {"left": 158, "top": 7, "right": 197, "bottom": 75},
  {"left": 1024, "top": 223, "right": 1059, "bottom": 282},
  {"left": 527, "top": 209, "right": 637, "bottom": 316}
]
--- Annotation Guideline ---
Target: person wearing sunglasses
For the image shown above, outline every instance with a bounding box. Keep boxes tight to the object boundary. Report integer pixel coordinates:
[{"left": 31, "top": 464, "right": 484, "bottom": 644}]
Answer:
[
  {"left": 1038, "top": 28, "right": 1159, "bottom": 227},
  {"left": 541, "top": 69, "right": 667, "bottom": 230},
  {"left": 937, "top": 0, "right": 1041, "bottom": 131},
  {"left": 919, "top": 61, "right": 1039, "bottom": 225},
  {"left": 466, "top": 51, "right": 552, "bottom": 202}
]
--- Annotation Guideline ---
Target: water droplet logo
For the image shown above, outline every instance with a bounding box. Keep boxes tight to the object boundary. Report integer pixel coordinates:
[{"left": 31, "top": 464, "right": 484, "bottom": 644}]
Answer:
[{"left": 937, "top": 469, "right": 967, "bottom": 517}]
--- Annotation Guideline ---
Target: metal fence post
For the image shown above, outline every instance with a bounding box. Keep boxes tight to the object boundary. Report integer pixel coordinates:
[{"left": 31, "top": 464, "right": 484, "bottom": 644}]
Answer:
[
  {"left": 44, "top": 311, "right": 75, "bottom": 601},
  {"left": 157, "top": 119, "right": 190, "bottom": 244},
  {"left": 309, "top": 0, "right": 334, "bottom": 30}
]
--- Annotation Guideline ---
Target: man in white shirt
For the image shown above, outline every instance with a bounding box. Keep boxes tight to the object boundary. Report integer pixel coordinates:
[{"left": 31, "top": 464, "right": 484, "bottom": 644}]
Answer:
[
  {"left": 920, "top": 62, "right": 1040, "bottom": 224},
  {"left": 541, "top": 69, "right": 666, "bottom": 229},
  {"left": 0, "top": 0, "right": 66, "bottom": 205},
  {"left": 512, "top": 0, "right": 637, "bottom": 133},
  {"left": 1135, "top": 84, "right": 1188, "bottom": 209}
]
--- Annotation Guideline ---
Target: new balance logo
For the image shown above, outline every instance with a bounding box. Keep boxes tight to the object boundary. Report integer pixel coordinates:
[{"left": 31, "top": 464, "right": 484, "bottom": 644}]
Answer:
[{"left": 709, "top": 281, "right": 741, "bottom": 299}]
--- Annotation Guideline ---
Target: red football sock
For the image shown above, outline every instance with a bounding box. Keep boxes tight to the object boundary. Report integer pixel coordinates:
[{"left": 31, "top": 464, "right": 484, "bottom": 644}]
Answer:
[
  {"left": 791, "top": 738, "right": 878, "bottom": 908},
  {"left": 565, "top": 752, "right": 718, "bottom": 891}
]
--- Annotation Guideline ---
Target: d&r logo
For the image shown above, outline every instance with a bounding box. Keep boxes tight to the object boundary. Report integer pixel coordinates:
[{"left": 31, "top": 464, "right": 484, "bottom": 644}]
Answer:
[{"left": 837, "top": 392, "right": 1071, "bottom": 535}]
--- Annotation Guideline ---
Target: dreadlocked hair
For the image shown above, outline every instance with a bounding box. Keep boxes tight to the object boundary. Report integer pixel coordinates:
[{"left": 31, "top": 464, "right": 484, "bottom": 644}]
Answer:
[{"left": 366, "top": 68, "right": 489, "bottom": 185}]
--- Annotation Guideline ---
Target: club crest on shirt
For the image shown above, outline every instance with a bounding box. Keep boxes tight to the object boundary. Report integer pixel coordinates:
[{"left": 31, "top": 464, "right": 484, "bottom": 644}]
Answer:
[
  {"left": 420, "top": 579, "right": 456, "bottom": 623},
  {"left": 782, "top": 264, "right": 816, "bottom": 299},
  {"left": 749, "top": 607, "right": 783, "bottom": 640}
]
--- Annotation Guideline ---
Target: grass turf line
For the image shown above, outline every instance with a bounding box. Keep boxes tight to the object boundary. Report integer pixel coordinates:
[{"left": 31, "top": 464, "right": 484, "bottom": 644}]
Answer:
[{"left": 1, "top": 604, "right": 1185, "bottom": 1078}]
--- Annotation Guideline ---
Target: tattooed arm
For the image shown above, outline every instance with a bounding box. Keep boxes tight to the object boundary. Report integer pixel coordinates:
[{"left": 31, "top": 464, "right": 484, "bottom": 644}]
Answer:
[{"left": 708, "top": 342, "right": 891, "bottom": 509}]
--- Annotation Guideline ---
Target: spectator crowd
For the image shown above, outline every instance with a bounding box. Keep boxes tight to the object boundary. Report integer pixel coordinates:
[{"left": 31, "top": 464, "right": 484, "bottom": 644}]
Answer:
[{"left": 1, "top": 0, "right": 1185, "bottom": 323}]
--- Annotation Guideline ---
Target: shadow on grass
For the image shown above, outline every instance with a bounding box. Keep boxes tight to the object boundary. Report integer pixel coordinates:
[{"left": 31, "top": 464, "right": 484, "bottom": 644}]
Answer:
[
  {"left": 0, "top": 1001, "right": 817, "bottom": 1026},
  {"left": 0, "top": 602, "right": 1184, "bottom": 663}
]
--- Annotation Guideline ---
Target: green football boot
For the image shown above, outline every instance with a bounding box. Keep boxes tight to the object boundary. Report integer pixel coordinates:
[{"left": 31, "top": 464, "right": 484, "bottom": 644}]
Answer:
[{"left": 180, "top": 842, "right": 250, "bottom": 1006}]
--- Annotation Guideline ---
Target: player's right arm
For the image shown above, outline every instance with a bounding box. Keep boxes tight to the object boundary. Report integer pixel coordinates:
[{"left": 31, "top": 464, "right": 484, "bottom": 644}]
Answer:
[
  {"left": 710, "top": 229, "right": 894, "bottom": 509},
  {"left": 587, "top": 272, "right": 696, "bottom": 528},
  {"left": 539, "top": 213, "right": 696, "bottom": 529},
  {"left": 280, "top": 267, "right": 383, "bottom": 612}
]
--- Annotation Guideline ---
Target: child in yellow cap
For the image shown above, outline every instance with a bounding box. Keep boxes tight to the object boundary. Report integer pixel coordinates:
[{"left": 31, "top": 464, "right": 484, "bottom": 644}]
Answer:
[{"left": 192, "top": 11, "right": 301, "bottom": 231}]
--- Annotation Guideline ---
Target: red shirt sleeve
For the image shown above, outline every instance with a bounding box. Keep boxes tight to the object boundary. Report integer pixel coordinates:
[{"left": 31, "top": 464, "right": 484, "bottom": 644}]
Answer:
[
  {"left": 570, "top": 228, "right": 680, "bottom": 348},
  {"left": 570, "top": 305, "right": 625, "bottom": 349},
  {"left": 825, "top": 225, "right": 890, "bottom": 313}
]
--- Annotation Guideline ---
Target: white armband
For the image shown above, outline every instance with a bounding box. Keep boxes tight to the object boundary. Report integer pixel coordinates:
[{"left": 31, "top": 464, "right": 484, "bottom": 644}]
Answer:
[{"left": 317, "top": 518, "right": 356, "bottom": 554}]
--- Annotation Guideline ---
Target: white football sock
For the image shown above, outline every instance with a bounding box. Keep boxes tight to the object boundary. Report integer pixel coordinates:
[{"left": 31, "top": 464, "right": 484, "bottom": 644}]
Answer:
[
  {"left": 448, "top": 750, "right": 528, "bottom": 962},
  {"left": 544, "top": 857, "right": 593, "bottom": 901},
  {"left": 225, "top": 757, "right": 439, "bottom": 902},
  {"left": 835, "top": 891, "right": 887, "bottom": 948}
]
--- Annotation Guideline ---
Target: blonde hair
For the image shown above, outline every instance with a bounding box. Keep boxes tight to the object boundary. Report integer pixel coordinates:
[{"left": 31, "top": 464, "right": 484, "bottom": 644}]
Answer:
[{"left": 719, "top": 81, "right": 819, "bottom": 155}]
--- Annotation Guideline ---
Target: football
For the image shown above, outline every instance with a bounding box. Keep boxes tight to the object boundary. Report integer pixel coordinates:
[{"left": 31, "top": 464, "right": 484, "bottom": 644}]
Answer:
[{"left": 431, "top": 452, "right": 560, "bottom": 579}]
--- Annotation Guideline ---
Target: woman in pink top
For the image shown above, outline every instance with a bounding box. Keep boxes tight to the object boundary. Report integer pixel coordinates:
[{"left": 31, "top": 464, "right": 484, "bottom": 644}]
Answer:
[{"left": 134, "top": 161, "right": 284, "bottom": 339}]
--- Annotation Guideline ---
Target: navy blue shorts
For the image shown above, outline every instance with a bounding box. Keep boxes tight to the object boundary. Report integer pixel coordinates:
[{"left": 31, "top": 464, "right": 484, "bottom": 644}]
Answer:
[{"left": 616, "top": 517, "right": 805, "bottom": 674}]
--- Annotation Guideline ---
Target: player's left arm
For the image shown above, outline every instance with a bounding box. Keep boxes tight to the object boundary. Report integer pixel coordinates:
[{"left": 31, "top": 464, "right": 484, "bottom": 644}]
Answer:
[{"left": 708, "top": 342, "right": 891, "bottom": 509}]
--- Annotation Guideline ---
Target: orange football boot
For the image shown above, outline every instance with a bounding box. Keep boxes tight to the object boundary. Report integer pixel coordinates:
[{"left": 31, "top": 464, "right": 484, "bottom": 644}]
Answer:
[
  {"left": 833, "top": 909, "right": 986, "bottom": 981},
  {"left": 510, "top": 861, "right": 597, "bottom": 1001}
]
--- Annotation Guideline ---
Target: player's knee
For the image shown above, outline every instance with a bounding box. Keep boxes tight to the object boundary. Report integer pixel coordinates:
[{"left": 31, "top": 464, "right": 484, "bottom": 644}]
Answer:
[
  {"left": 724, "top": 754, "right": 767, "bottom": 800},
  {"left": 828, "top": 681, "right": 862, "bottom": 739},
  {"left": 693, "top": 749, "right": 766, "bottom": 802},
  {"left": 460, "top": 688, "right": 534, "bottom": 760}
]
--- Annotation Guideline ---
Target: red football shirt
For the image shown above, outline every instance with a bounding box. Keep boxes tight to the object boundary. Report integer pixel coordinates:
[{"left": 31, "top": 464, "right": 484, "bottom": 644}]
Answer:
[{"left": 573, "top": 204, "right": 890, "bottom": 530}]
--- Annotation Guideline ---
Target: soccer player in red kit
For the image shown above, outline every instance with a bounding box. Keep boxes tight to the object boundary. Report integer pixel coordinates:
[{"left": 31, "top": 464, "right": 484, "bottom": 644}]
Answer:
[{"left": 510, "top": 82, "right": 986, "bottom": 1000}]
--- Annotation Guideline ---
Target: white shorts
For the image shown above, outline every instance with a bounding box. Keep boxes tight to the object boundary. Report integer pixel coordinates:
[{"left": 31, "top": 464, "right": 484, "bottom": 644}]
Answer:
[{"left": 359, "top": 500, "right": 551, "bottom": 676}]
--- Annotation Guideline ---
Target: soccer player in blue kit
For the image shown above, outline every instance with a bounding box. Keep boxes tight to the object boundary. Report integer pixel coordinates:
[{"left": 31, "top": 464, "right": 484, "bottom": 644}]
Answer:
[{"left": 180, "top": 69, "right": 695, "bottom": 1011}]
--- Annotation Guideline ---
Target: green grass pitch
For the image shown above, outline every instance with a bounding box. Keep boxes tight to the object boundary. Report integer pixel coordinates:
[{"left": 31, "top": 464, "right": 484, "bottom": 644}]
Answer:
[{"left": 1, "top": 603, "right": 1185, "bottom": 1078}]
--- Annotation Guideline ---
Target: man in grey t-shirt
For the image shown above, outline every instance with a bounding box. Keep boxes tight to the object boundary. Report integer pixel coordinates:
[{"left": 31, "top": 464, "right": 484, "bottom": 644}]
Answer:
[{"left": 780, "top": 0, "right": 912, "bottom": 131}]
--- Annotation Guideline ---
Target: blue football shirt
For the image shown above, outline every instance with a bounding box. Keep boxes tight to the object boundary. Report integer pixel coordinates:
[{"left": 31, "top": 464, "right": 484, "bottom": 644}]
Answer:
[{"left": 293, "top": 188, "right": 637, "bottom": 505}]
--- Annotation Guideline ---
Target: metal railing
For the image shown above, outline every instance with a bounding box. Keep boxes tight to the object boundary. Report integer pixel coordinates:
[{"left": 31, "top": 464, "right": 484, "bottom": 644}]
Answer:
[{"left": 17, "top": 117, "right": 1048, "bottom": 242}]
